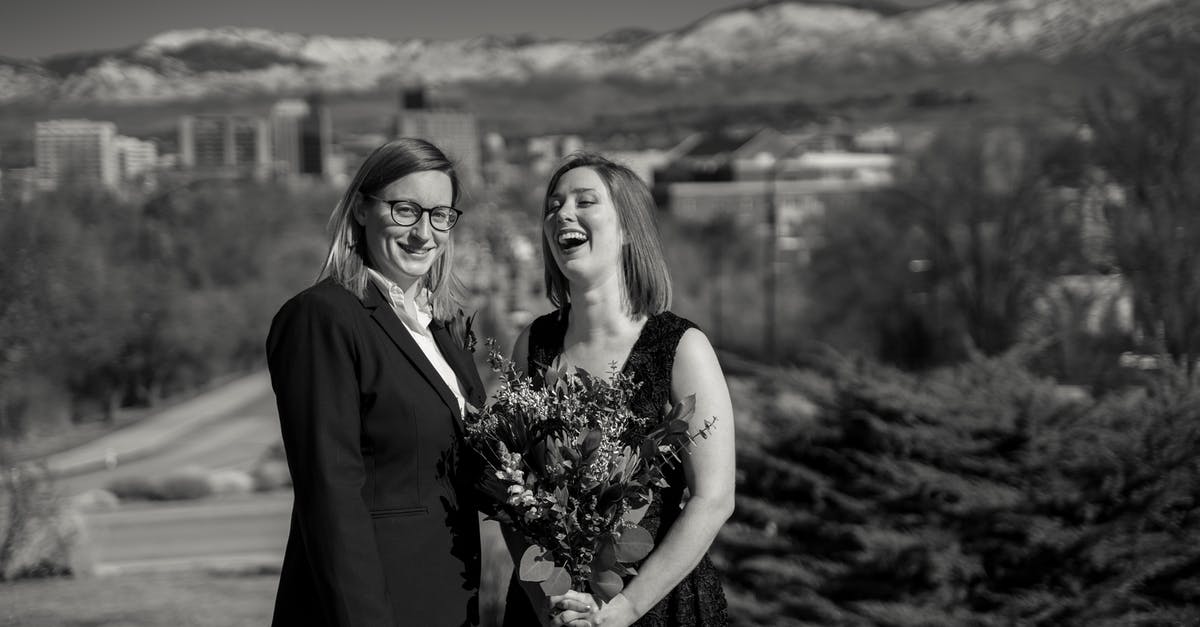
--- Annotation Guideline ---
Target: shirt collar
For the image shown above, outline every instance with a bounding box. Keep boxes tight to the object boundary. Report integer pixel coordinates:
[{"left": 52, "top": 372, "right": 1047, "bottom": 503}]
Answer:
[{"left": 366, "top": 268, "right": 433, "bottom": 326}]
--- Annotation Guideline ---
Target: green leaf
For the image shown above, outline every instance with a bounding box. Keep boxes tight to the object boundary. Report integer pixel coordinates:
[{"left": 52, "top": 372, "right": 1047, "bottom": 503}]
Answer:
[
  {"left": 592, "top": 537, "right": 617, "bottom": 570},
  {"left": 540, "top": 565, "right": 571, "bottom": 596},
  {"left": 665, "top": 394, "right": 696, "bottom": 423},
  {"left": 519, "top": 545, "right": 554, "bottom": 583},
  {"left": 614, "top": 526, "right": 654, "bottom": 562},
  {"left": 543, "top": 367, "right": 561, "bottom": 389},
  {"left": 580, "top": 429, "right": 603, "bottom": 460},
  {"left": 623, "top": 499, "right": 650, "bottom": 526},
  {"left": 589, "top": 568, "right": 624, "bottom": 603}
]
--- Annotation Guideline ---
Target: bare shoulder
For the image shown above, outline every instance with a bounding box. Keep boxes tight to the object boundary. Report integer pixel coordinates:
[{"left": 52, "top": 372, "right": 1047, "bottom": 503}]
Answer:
[{"left": 671, "top": 327, "right": 726, "bottom": 388}]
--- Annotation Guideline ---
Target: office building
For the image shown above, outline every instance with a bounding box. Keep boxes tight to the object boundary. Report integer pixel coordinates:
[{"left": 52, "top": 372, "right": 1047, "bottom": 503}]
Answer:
[
  {"left": 271, "top": 94, "right": 332, "bottom": 179},
  {"left": 179, "top": 114, "right": 271, "bottom": 180},
  {"left": 115, "top": 136, "right": 159, "bottom": 185},
  {"left": 34, "top": 119, "right": 119, "bottom": 191},
  {"left": 394, "top": 88, "right": 480, "bottom": 185}
]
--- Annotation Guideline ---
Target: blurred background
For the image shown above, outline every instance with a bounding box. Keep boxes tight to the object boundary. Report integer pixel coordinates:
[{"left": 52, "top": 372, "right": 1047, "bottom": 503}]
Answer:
[{"left": 2, "top": 0, "right": 1199, "bottom": 625}]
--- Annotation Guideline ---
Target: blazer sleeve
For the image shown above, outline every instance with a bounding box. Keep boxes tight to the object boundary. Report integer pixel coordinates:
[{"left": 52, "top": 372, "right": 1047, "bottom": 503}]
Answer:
[{"left": 266, "top": 293, "right": 396, "bottom": 627}]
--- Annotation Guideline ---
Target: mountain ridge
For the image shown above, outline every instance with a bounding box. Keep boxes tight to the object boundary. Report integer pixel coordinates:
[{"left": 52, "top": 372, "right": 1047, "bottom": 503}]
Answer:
[{"left": 0, "top": 0, "right": 1190, "bottom": 105}]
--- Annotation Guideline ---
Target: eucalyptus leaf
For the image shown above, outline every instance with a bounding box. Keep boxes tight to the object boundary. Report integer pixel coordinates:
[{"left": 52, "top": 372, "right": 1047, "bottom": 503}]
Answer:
[
  {"left": 666, "top": 394, "right": 696, "bottom": 422},
  {"left": 614, "top": 525, "right": 654, "bottom": 562},
  {"left": 592, "top": 537, "right": 617, "bottom": 570},
  {"left": 623, "top": 499, "right": 651, "bottom": 526},
  {"left": 589, "top": 568, "right": 624, "bottom": 603},
  {"left": 519, "top": 545, "right": 554, "bottom": 583},
  {"left": 540, "top": 566, "right": 571, "bottom": 596}
]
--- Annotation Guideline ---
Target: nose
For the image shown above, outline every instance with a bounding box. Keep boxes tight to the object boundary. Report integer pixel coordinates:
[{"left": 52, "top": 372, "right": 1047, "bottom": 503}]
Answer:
[
  {"left": 555, "top": 201, "right": 578, "bottom": 224},
  {"left": 410, "top": 213, "right": 432, "bottom": 240}
]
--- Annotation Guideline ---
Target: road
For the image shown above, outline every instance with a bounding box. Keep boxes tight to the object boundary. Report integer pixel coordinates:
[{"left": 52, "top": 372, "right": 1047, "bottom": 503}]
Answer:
[
  {"left": 80, "top": 494, "right": 292, "bottom": 575},
  {"left": 38, "top": 371, "right": 293, "bottom": 575},
  {"left": 47, "top": 371, "right": 279, "bottom": 485}
]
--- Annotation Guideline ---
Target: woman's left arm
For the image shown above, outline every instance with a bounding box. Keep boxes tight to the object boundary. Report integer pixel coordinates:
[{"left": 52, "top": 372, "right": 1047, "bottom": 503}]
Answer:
[{"left": 592, "top": 328, "right": 736, "bottom": 625}]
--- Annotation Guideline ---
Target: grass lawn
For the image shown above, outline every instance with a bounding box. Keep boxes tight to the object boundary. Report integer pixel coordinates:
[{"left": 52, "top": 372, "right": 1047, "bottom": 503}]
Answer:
[
  {"left": 0, "top": 569, "right": 278, "bottom": 627},
  {"left": 0, "top": 521, "right": 515, "bottom": 627}
]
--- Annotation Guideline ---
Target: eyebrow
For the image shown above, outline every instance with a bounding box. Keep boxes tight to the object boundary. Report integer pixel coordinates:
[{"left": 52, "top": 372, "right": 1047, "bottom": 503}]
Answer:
[{"left": 549, "top": 187, "right": 598, "bottom": 198}]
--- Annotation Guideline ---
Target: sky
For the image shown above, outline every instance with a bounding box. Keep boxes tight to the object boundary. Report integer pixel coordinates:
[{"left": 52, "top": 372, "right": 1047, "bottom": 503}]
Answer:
[{"left": 0, "top": 0, "right": 752, "bottom": 59}]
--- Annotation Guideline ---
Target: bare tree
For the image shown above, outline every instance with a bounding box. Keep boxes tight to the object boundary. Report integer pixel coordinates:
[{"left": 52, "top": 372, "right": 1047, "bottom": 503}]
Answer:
[
  {"left": 1084, "top": 64, "right": 1200, "bottom": 368},
  {"left": 881, "top": 123, "right": 1086, "bottom": 359}
]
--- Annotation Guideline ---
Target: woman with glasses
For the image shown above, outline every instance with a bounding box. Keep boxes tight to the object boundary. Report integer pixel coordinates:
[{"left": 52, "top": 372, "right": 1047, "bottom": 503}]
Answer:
[{"left": 266, "top": 138, "right": 485, "bottom": 626}]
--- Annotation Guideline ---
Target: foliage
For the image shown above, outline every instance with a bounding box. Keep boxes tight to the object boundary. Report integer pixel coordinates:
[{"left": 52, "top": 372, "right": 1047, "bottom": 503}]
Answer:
[
  {"left": 0, "top": 458, "right": 78, "bottom": 581},
  {"left": 804, "top": 123, "right": 1089, "bottom": 368},
  {"left": 464, "top": 342, "right": 714, "bottom": 603},
  {"left": 715, "top": 352, "right": 1200, "bottom": 626},
  {"left": 1083, "top": 56, "right": 1200, "bottom": 368},
  {"left": 250, "top": 441, "right": 292, "bottom": 492},
  {"left": 105, "top": 467, "right": 219, "bottom": 501},
  {"left": 0, "top": 178, "right": 332, "bottom": 434}
]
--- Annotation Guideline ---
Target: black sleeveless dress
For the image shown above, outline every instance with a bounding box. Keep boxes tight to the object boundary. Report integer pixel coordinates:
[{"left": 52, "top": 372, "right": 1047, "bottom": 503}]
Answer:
[{"left": 501, "top": 309, "right": 730, "bottom": 627}]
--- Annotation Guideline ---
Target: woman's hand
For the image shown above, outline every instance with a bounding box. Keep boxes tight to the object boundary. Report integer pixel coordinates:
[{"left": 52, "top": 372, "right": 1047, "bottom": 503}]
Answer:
[{"left": 549, "top": 590, "right": 638, "bottom": 627}]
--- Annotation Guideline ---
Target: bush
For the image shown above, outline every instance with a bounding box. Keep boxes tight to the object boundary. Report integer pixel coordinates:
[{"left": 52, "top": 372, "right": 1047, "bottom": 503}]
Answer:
[
  {"left": 70, "top": 489, "right": 120, "bottom": 511},
  {"left": 250, "top": 461, "right": 292, "bottom": 493},
  {"left": 0, "top": 463, "right": 81, "bottom": 581},
  {"left": 250, "top": 442, "right": 292, "bottom": 492},
  {"left": 715, "top": 352, "right": 1200, "bottom": 626},
  {"left": 105, "top": 476, "right": 162, "bottom": 501},
  {"left": 209, "top": 469, "right": 254, "bottom": 496},
  {"left": 105, "top": 468, "right": 215, "bottom": 502},
  {"left": 156, "top": 468, "right": 214, "bottom": 501}
]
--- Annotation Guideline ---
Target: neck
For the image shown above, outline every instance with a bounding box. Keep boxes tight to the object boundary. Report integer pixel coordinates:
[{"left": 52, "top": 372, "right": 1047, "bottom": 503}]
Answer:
[
  {"left": 566, "top": 272, "right": 641, "bottom": 339},
  {"left": 371, "top": 265, "right": 425, "bottom": 301}
]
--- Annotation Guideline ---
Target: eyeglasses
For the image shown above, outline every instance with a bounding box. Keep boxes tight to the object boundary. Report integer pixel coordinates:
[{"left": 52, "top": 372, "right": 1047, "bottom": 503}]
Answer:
[{"left": 364, "top": 194, "right": 463, "bottom": 231}]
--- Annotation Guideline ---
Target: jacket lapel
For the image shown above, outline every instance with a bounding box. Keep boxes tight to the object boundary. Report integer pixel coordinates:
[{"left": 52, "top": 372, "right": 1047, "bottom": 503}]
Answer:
[
  {"left": 431, "top": 322, "right": 485, "bottom": 411},
  {"left": 361, "top": 282, "right": 462, "bottom": 422}
]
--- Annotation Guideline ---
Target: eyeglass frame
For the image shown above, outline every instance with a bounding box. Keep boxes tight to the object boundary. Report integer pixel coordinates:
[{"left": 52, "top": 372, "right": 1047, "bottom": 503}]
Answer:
[{"left": 362, "top": 193, "right": 463, "bottom": 231}]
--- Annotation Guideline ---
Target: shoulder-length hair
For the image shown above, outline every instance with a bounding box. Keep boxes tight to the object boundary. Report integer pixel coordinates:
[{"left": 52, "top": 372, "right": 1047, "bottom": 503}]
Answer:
[
  {"left": 318, "top": 138, "right": 465, "bottom": 320},
  {"left": 542, "top": 152, "right": 672, "bottom": 316}
]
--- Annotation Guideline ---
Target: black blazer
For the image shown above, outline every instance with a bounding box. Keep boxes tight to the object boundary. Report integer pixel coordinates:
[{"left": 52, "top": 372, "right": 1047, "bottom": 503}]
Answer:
[{"left": 266, "top": 277, "right": 486, "bottom": 627}]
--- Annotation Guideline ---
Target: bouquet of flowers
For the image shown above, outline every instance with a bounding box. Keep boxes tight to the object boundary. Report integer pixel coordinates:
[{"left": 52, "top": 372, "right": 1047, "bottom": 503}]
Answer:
[{"left": 465, "top": 341, "right": 716, "bottom": 604}]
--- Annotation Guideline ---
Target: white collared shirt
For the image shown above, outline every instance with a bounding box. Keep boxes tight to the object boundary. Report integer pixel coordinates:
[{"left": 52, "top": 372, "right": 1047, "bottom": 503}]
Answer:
[{"left": 367, "top": 268, "right": 465, "bottom": 415}]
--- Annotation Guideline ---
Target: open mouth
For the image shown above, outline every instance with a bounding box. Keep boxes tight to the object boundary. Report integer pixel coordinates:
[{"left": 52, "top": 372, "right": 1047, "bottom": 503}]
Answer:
[{"left": 557, "top": 230, "right": 589, "bottom": 252}]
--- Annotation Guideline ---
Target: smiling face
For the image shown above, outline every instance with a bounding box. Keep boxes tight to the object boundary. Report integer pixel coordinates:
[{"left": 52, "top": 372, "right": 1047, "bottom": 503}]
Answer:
[
  {"left": 543, "top": 166, "right": 625, "bottom": 289},
  {"left": 353, "top": 170, "right": 453, "bottom": 290}
]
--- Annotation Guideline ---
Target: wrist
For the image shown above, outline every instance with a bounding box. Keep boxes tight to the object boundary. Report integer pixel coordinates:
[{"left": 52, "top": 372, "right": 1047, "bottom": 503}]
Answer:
[{"left": 606, "top": 593, "right": 640, "bottom": 621}]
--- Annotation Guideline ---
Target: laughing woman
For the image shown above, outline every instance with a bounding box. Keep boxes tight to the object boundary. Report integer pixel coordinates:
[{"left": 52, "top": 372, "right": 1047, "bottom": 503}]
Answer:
[
  {"left": 266, "top": 139, "right": 485, "bottom": 627},
  {"left": 503, "top": 153, "right": 736, "bottom": 627}
]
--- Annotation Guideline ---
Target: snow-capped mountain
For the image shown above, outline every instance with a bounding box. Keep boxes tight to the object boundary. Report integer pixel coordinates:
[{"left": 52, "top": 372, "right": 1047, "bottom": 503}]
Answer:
[{"left": 0, "top": 0, "right": 1190, "bottom": 104}]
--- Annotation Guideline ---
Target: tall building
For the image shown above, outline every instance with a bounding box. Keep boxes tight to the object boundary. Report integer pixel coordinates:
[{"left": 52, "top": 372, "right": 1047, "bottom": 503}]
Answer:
[
  {"left": 34, "top": 119, "right": 119, "bottom": 191},
  {"left": 115, "top": 136, "right": 159, "bottom": 184},
  {"left": 271, "top": 94, "right": 332, "bottom": 179},
  {"left": 394, "top": 88, "right": 480, "bottom": 186},
  {"left": 271, "top": 99, "right": 307, "bottom": 176},
  {"left": 179, "top": 114, "right": 271, "bottom": 180}
]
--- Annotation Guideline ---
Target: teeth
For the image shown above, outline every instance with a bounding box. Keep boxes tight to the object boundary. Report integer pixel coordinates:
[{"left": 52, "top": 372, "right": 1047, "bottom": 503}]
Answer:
[{"left": 558, "top": 232, "right": 587, "bottom": 246}]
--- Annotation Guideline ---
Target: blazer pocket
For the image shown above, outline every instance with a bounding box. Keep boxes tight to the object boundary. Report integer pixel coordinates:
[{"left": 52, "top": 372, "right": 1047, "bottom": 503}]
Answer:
[{"left": 369, "top": 506, "right": 429, "bottom": 519}]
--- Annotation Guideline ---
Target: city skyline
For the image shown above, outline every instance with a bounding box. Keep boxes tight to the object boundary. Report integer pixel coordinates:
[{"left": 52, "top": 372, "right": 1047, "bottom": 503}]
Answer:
[{"left": 2, "top": 0, "right": 750, "bottom": 59}]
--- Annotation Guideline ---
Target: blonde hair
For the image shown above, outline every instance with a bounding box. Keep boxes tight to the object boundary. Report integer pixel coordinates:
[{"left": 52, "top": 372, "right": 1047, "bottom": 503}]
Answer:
[
  {"left": 318, "top": 138, "right": 465, "bottom": 320},
  {"left": 542, "top": 152, "right": 672, "bottom": 316}
]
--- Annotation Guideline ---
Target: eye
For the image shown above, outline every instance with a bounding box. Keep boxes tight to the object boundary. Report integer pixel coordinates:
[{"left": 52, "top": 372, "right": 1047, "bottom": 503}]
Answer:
[
  {"left": 577, "top": 196, "right": 597, "bottom": 207},
  {"left": 546, "top": 198, "right": 562, "bottom": 214},
  {"left": 394, "top": 201, "right": 421, "bottom": 218}
]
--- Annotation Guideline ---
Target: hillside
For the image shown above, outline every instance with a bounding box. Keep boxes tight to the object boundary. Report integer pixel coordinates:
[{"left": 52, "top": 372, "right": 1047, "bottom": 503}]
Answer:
[{"left": 0, "top": 0, "right": 1191, "bottom": 105}]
